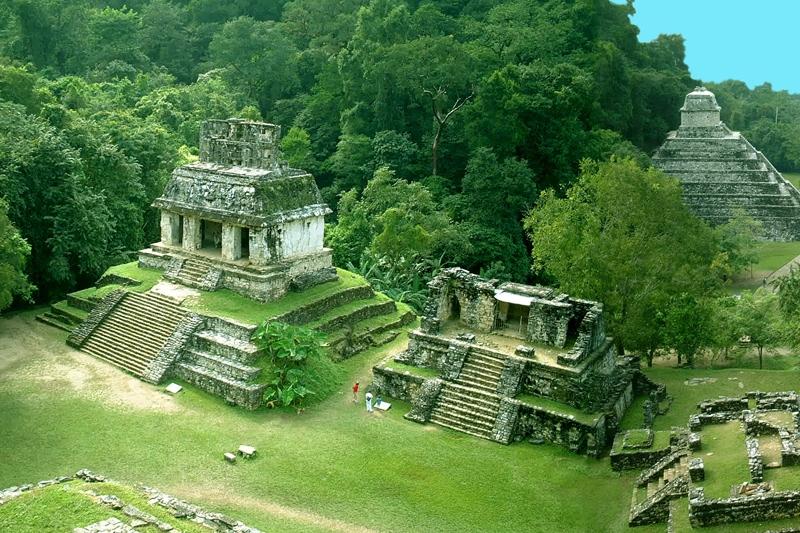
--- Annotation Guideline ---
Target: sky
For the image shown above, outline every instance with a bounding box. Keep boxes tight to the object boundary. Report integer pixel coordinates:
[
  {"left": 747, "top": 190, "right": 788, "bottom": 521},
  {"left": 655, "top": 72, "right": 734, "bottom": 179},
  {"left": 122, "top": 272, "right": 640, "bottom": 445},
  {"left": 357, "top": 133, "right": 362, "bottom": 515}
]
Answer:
[{"left": 619, "top": 0, "right": 800, "bottom": 93}]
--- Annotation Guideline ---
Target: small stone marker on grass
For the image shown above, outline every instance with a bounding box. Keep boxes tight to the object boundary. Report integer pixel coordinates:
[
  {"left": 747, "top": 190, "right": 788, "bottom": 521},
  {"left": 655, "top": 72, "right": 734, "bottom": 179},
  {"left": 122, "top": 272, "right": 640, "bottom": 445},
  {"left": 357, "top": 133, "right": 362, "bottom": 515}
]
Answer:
[
  {"left": 165, "top": 383, "right": 182, "bottom": 394},
  {"left": 224, "top": 452, "right": 236, "bottom": 464},
  {"left": 238, "top": 445, "right": 257, "bottom": 459}
]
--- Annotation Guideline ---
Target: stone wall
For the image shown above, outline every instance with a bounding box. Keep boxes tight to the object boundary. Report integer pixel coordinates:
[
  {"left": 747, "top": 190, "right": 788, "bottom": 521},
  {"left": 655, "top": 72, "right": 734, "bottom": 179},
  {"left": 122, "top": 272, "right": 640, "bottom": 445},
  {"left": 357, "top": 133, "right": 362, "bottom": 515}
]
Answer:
[
  {"left": 491, "top": 398, "right": 521, "bottom": 444},
  {"left": 277, "top": 286, "right": 374, "bottom": 325},
  {"left": 689, "top": 487, "right": 800, "bottom": 527},
  {"left": 67, "top": 290, "right": 127, "bottom": 348},
  {"left": 496, "top": 356, "right": 527, "bottom": 397},
  {"left": 527, "top": 298, "right": 571, "bottom": 347},
  {"left": 426, "top": 268, "right": 498, "bottom": 332},
  {"left": 698, "top": 396, "right": 749, "bottom": 414},
  {"left": 173, "top": 364, "right": 266, "bottom": 410},
  {"left": 200, "top": 119, "right": 281, "bottom": 169},
  {"left": 142, "top": 313, "right": 204, "bottom": 384},
  {"left": 371, "top": 363, "right": 426, "bottom": 402},
  {"left": 405, "top": 378, "right": 444, "bottom": 423},
  {"left": 513, "top": 403, "right": 602, "bottom": 456}
]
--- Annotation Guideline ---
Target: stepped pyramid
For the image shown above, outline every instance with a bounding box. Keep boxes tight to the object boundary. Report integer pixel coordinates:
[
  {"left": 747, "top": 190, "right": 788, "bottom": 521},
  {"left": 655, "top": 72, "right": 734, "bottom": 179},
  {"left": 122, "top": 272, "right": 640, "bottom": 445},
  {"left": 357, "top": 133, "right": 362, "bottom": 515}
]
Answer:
[{"left": 653, "top": 87, "right": 800, "bottom": 240}]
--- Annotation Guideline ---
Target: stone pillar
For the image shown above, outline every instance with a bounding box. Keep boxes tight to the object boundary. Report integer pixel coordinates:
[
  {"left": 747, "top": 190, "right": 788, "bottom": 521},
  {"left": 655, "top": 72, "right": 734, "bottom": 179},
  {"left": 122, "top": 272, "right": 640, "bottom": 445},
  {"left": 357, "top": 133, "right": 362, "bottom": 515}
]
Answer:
[
  {"left": 221, "top": 224, "right": 242, "bottom": 261},
  {"left": 161, "top": 212, "right": 177, "bottom": 246},
  {"left": 183, "top": 216, "right": 201, "bottom": 252}
]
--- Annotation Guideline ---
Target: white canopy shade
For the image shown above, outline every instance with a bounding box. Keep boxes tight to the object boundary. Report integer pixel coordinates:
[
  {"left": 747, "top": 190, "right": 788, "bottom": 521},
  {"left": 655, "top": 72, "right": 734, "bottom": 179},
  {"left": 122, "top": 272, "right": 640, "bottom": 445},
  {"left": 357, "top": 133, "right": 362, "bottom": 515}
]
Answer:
[{"left": 494, "top": 290, "right": 533, "bottom": 306}]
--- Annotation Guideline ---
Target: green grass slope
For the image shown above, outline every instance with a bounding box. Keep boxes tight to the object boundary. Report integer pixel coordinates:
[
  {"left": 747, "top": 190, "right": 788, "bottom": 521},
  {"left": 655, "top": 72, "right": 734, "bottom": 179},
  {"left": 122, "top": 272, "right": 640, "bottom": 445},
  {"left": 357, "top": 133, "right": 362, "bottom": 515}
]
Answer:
[{"left": 5, "top": 313, "right": 800, "bottom": 531}]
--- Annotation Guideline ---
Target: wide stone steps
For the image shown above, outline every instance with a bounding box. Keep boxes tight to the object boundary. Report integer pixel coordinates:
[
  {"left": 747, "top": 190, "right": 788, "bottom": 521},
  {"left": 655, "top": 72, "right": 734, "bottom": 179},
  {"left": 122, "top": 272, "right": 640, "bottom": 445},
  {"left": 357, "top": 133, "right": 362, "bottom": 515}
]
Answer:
[
  {"left": 669, "top": 169, "right": 774, "bottom": 183},
  {"left": 681, "top": 181, "right": 785, "bottom": 196},
  {"left": 657, "top": 159, "right": 764, "bottom": 171},
  {"left": 430, "top": 407, "right": 495, "bottom": 431},
  {"left": 683, "top": 193, "right": 798, "bottom": 207},
  {"left": 465, "top": 352, "right": 506, "bottom": 369},
  {"left": 191, "top": 330, "right": 261, "bottom": 362},
  {"left": 184, "top": 349, "right": 261, "bottom": 382},
  {"left": 80, "top": 292, "right": 186, "bottom": 377},
  {"left": 429, "top": 412, "right": 494, "bottom": 440},
  {"left": 434, "top": 401, "right": 497, "bottom": 425},
  {"left": 690, "top": 204, "right": 800, "bottom": 218},
  {"left": 82, "top": 336, "right": 154, "bottom": 373},
  {"left": 454, "top": 374, "right": 499, "bottom": 394},
  {"left": 428, "top": 381, "right": 501, "bottom": 441},
  {"left": 459, "top": 363, "right": 502, "bottom": 381},
  {"left": 436, "top": 394, "right": 499, "bottom": 418}
]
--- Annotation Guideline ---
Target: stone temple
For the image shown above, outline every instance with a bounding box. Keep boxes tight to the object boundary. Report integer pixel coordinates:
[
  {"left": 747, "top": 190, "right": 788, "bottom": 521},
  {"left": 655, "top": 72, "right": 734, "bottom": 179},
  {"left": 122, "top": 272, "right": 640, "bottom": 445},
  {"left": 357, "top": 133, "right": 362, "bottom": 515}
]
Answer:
[
  {"left": 139, "top": 119, "right": 337, "bottom": 301},
  {"left": 653, "top": 87, "right": 800, "bottom": 240},
  {"left": 65, "top": 119, "right": 345, "bottom": 409},
  {"left": 373, "top": 268, "right": 661, "bottom": 455}
]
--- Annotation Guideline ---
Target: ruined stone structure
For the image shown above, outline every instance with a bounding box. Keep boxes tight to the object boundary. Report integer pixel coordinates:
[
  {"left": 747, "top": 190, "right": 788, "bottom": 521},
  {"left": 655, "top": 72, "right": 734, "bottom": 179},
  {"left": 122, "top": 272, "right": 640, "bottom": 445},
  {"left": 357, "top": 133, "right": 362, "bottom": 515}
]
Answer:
[
  {"left": 653, "top": 87, "right": 800, "bottom": 240},
  {"left": 627, "top": 391, "right": 800, "bottom": 529},
  {"left": 139, "top": 119, "right": 336, "bottom": 301},
  {"left": 61, "top": 119, "right": 364, "bottom": 409},
  {"left": 372, "top": 268, "right": 644, "bottom": 455}
]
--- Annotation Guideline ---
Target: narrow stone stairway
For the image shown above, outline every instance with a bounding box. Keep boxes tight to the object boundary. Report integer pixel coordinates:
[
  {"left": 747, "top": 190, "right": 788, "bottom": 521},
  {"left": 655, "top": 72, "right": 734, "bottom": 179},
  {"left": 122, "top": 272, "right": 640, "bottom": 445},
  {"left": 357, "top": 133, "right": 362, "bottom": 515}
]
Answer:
[
  {"left": 175, "top": 257, "right": 214, "bottom": 287},
  {"left": 628, "top": 452, "right": 690, "bottom": 526},
  {"left": 80, "top": 292, "right": 187, "bottom": 377}
]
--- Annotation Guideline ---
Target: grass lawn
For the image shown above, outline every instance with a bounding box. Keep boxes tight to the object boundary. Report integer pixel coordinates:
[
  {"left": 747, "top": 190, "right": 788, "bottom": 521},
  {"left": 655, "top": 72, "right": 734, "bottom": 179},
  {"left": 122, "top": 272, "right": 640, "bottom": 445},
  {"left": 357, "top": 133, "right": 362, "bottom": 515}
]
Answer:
[
  {"left": 695, "top": 421, "right": 749, "bottom": 499},
  {"left": 0, "top": 313, "right": 645, "bottom": 532},
  {"left": 784, "top": 172, "right": 800, "bottom": 189},
  {"left": 5, "top": 312, "right": 800, "bottom": 531},
  {"left": 730, "top": 241, "right": 800, "bottom": 291}
]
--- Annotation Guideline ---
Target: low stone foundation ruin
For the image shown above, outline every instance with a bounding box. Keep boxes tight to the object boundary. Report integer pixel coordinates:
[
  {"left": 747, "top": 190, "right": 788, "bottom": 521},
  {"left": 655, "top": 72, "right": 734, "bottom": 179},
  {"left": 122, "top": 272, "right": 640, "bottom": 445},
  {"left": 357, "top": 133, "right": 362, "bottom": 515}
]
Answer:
[{"left": 628, "top": 390, "right": 800, "bottom": 529}]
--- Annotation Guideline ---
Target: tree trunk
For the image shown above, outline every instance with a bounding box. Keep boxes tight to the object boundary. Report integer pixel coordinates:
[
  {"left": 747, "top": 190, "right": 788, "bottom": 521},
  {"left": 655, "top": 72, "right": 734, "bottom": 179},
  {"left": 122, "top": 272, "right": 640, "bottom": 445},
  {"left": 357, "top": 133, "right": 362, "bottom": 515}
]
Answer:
[
  {"left": 646, "top": 349, "right": 654, "bottom": 368},
  {"left": 758, "top": 346, "right": 763, "bottom": 369},
  {"left": 431, "top": 124, "right": 442, "bottom": 176},
  {"left": 676, "top": 353, "right": 682, "bottom": 367}
]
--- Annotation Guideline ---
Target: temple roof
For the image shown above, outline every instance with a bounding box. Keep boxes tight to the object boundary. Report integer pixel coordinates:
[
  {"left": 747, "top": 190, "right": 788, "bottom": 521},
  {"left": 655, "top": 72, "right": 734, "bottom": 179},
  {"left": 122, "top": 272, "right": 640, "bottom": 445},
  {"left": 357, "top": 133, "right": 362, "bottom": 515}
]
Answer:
[
  {"left": 680, "top": 87, "right": 721, "bottom": 113},
  {"left": 153, "top": 120, "right": 331, "bottom": 227}
]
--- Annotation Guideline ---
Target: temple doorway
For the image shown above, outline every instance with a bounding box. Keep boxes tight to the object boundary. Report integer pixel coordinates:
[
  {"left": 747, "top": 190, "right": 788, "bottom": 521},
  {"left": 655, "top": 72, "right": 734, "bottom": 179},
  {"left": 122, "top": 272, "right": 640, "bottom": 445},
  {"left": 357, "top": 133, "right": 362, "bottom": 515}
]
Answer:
[
  {"left": 201, "top": 220, "right": 222, "bottom": 252},
  {"left": 241, "top": 227, "right": 250, "bottom": 259}
]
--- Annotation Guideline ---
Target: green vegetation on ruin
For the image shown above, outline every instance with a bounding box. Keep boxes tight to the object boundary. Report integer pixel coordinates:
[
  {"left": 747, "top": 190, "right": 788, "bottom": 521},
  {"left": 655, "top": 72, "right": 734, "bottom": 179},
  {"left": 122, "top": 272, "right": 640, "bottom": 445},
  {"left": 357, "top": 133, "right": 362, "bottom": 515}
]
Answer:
[
  {"left": 515, "top": 393, "right": 601, "bottom": 426},
  {"left": 185, "top": 268, "right": 368, "bottom": 325},
  {"left": 379, "top": 360, "right": 440, "bottom": 379},
  {"left": 611, "top": 430, "right": 671, "bottom": 455}
]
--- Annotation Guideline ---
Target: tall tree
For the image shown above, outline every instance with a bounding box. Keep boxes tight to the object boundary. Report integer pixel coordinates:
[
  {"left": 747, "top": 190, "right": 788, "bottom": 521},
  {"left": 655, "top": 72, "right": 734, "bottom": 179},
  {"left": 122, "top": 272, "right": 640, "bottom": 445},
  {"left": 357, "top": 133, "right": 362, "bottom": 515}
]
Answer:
[{"left": 526, "top": 158, "right": 723, "bottom": 355}]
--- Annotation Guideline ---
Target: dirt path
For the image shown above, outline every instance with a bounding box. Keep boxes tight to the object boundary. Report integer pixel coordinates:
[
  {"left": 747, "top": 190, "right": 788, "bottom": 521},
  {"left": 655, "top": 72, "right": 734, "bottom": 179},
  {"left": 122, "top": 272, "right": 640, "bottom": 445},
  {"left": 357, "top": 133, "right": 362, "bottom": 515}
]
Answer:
[
  {"left": 178, "top": 483, "right": 379, "bottom": 533},
  {"left": 0, "top": 312, "right": 180, "bottom": 412}
]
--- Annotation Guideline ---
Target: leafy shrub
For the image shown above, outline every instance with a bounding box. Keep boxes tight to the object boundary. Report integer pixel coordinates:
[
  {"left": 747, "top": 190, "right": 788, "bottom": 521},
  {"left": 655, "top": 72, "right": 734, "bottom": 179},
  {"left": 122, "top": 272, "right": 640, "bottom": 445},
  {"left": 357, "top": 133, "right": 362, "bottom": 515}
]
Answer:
[{"left": 251, "top": 321, "right": 341, "bottom": 408}]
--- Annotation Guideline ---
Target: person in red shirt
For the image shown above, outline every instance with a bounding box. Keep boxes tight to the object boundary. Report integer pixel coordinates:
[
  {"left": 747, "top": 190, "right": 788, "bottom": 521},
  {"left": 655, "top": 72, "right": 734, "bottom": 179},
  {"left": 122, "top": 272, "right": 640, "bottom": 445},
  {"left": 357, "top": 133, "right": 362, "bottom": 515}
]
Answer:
[{"left": 352, "top": 382, "right": 359, "bottom": 403}]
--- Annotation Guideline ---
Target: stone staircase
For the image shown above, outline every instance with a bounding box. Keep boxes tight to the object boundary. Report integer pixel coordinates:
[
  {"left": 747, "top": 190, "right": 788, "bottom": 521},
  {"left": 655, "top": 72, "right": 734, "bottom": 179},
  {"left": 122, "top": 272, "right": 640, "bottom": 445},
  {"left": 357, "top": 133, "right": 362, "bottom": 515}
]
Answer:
[
  {"left": 429, "top": 383, "right": 500, "bottom": 440},
  {"left": 453, "top": 352, "right": 504, "bottom": 393},
  {"left": 168, "top": 256, "right": 222, "bottom": 290},
  {"left": 172, "top": 319, "right": 267, "bottom": 409},
  {"left": 629, "top": 451, "right": 690, "bottom": 526},
  {"left": 428, "top": 352, "right": 508, "bottom": 441},
  {"left": 653, "top": 126, "right": 800, "bottom": 239},
  {"left": 80, "top": 292, "right": 186, "bottom": 377},
  {"left": 36, "top": 303, "right": 85, "bottom": 332}
]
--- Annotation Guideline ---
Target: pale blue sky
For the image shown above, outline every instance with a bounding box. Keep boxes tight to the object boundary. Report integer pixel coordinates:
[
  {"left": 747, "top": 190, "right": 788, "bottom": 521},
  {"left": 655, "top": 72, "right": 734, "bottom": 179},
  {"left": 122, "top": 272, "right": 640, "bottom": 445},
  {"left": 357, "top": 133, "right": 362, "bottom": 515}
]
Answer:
[{"left": 620, "top": 0, "right": 799, "bottom": 93}]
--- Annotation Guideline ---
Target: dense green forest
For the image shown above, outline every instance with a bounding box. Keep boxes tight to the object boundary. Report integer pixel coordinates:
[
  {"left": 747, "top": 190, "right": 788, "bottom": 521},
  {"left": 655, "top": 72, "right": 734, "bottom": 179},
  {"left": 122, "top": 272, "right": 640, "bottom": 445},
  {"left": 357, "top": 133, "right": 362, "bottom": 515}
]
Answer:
[{"left": 0, "top": 0, "right": 797, "bottom": 309}]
